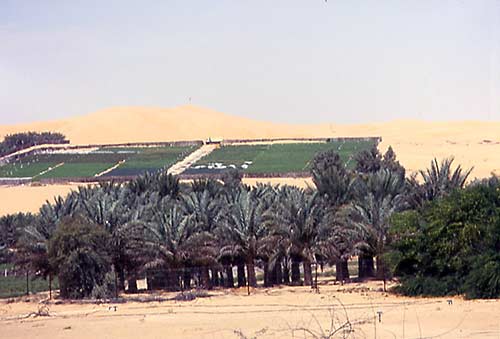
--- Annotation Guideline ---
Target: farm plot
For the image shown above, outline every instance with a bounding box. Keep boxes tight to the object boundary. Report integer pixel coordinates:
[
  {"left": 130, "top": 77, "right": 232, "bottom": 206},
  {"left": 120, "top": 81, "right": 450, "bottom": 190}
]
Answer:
[
  {"left": 0, "top": 145, "right": 199, "bottom": 180},
  {"left": 36, "top": 153, "right": 126, "bottom": 179},
  {"left": 186, "top": 140, "right": 375, "bottom": 175},
  {"left": 103, "top": 146, "right": 198, "bottom": 176},
  {"left": 0, "top": 154, "right": 72, "bottom": 178}
]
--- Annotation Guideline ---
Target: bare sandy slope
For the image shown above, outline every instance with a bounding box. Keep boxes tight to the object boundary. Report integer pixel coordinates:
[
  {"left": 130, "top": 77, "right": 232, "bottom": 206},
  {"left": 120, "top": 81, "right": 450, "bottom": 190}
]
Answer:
[
  {"left": 2, "top": 105, "right": 499, "bottom": 178},
  {"left": 1, "top": 281, "right": 498, "bottom": 339},
  {"left": 0, "top": 184, "right": 80, "bottom": 216},
  {"left": 0, "top": 179, "right": 312, "bottom": 216}
]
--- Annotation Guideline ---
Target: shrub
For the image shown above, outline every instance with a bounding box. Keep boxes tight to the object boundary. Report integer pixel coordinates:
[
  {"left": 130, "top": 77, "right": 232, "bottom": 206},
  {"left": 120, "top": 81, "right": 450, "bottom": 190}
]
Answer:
[
  {"left": 48, "top": 216, "right": 111, "bottom": 299},
  {"left": 91, "top": 268, "right": 117, "bottom": 300},
  {"left": 464, "top": 255, "right": 500, "bottom": 299}
]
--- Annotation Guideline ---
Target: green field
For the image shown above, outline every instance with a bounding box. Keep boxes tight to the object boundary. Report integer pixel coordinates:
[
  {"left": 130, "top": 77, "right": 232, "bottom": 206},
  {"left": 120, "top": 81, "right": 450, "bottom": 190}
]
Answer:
[
  {"left": 0, "top": 141, "right": 375, "bottom": 179},
  {"left": 105, "top": 146, "right": 198, "bottom": 176},
  {"left": 0, "top": 145, "right": 199, "bottom": 179},
  {"left": 0, "top": 264, "right": 57, "bottom": 298},
  {"left": 191, "top": 140, "right": 375, "bottom": 174}
]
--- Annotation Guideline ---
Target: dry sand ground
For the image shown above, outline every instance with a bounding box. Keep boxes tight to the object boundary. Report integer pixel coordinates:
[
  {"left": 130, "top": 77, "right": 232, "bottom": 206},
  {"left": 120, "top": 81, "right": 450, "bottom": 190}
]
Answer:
[{"left": 1, "top": 281, "right": 499, "bottom": 339}]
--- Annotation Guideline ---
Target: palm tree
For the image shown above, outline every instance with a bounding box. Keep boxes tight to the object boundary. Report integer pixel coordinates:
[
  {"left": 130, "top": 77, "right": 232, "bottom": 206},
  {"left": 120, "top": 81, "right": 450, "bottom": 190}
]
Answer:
[
  {"left": 346, "top": 169, "right": 406, "bottom": 281},
  {"left": 138, "top": 203, "right": 216, "bottom": 290},
  {"left": 220, "top": 189, "right": 268, "bottom": 287},
  {"left": 415, "top": 157, "right": 473, "bottom": 206},
  {"left": 181, "top": 189, "right": 224, "bottom": 288},
  {"left": 318, "top": 209, "right": 364, "bottom": 283},
  {"left": 311, "top": 149, "right": 359, "bottom": 282},
  {"left": 269, "top": 186, "right": 325, "bottom": 286},
  {"left": 76, "top": 187, "right": 137, "bottom": 291}
]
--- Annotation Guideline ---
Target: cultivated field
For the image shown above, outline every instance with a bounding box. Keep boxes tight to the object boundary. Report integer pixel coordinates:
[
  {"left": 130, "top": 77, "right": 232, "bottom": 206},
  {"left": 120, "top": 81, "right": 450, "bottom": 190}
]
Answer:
[
  {"left": 1, "top": 281, "right": 498, "bottom": 339},
  {"left": 0, "top": 146, "right": 198, "bottom": 180},
  {"left": 187, "top": 140, "right": 375, "bottom": 174}
]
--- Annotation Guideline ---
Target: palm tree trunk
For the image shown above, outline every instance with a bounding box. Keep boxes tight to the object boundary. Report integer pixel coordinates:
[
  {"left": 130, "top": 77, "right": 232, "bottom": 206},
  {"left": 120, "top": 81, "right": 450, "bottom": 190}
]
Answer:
[
  {"left": 291, "top": 256, "right": 301, "bottom": 285},
  {"left": 201, "top": 266, "right": 211, "bottom": 289},
  {"left": 127, "top": 275, "right": 138, "bottom": 293},
  {"left": 263, "top": 261, "right": 271, "bottom": 287},
  {"left": 336, "top": 259, "right": 350, "bottom": 283},
  {"left": 218, "top": 270, "right": 225, "bottom": 287},
  {"left": 246, "top": 257, "right": 257, "bottom": 287},
  {"left": 376, "top": 256, "right": 386, "bottom": 281},
  {"left": 225, "top": 265, "right": 235, "bottom": 288},
  {"left": 237, "top": 262, "right": 246, "bottom": 287},
  {"left": 183, "top": 268, "right": 192, "bottom": 290},
  {"left": 358, "top": 254, "right": 375, "bottom": 279},
  {"left": 275, "top": 261, "right": 283, "bottom": 285},
  {"left": 303, "top": 259, "right": 312, "bottom": 287},
  {"left": 283, "top": 260, "right": 290, "bottom": 284},
  {"left": 117, "top": 266, "right": 125, "bottom": 291},
  {"left": 167, "top": 269, "right": 180, "bottom": 291},
  {"left": 210, "top": 268, "right": 220, "bottom": 287}
]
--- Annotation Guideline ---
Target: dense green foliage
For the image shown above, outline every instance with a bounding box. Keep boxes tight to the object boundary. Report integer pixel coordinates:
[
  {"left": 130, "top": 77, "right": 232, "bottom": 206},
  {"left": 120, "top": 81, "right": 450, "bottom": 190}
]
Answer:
[
  {"left": 48, "top": 216, "right": 111, "bottom": 298},
  {"left": 390, "top": 181, "right": 500, "bottom": 298},
  {"left": 0, "top": 132, "right": 68, "bottom": 157}
]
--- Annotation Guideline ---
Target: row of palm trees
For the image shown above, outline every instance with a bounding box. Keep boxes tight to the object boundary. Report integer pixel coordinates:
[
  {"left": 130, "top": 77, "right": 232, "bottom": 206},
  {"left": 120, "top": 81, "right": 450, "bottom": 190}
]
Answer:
[{"left": 13, "top": 147, "right": 471, "bottom": 294}]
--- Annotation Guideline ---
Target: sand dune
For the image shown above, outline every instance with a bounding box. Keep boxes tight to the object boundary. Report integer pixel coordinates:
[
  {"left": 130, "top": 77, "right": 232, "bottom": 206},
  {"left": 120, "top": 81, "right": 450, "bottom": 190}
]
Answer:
[
  {"left": 0, "top": 184, "right": 80, "bottom": 216},
  {"left": 2, "top": 105, "right": 499, "bottom": 178}
]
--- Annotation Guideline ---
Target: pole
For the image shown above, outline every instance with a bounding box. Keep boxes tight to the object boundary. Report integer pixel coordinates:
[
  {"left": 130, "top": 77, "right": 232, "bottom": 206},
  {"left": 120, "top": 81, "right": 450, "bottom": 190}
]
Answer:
[
  {"left": 114, "top": 268, "right": 118, "bottom": 299},
  {"left": 247, "top": 266, "right": 250, "bottom": 296},
  {"left": 49, "top": 274, "right": 52, "bottom": 299},
  {"left": 26, "top": 269, "right": 29, "bottom": 296},
  {"left": 314, "top": 262, "right": 319, "bottom": 293}
]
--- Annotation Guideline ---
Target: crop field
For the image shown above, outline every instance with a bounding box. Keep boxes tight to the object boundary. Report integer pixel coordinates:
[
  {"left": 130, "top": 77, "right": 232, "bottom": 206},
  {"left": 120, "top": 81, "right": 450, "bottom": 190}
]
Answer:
[
  {"left": 0, "top": 145, "right": 198, "bottom": 179},
  {"left": 104, "top": 146, "right": 197, "bottom": 176},
  {"left": 187, "top": 140, "right": 375, "bottom": 174}
]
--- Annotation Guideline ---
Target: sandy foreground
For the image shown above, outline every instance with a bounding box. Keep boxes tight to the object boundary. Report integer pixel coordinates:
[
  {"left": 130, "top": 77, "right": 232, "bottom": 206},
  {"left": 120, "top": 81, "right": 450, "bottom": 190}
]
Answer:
[{"left": 1, "top": 281, "right": 499, "bottom": 339}]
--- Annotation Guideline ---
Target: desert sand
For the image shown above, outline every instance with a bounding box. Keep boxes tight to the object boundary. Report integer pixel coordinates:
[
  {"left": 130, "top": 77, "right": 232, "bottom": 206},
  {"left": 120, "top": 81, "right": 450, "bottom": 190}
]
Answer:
[
  {"left": 1, "top": 281, "right": 498, "bottom": 339},
  {"left": 1, "top": 105, "right": 500, "bottom": 216},
  {"left": 0, "top": 184, "right": 80, "bottom": 216}
]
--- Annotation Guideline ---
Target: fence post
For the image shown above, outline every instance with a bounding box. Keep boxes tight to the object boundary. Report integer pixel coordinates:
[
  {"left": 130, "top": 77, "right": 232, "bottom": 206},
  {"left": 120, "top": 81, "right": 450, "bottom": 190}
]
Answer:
[
  {"left": 26, "top": 269, "right": 29, "bottom": 296},
  {"left": 114, "top": 268, "right": 118, "bottom": 299}
]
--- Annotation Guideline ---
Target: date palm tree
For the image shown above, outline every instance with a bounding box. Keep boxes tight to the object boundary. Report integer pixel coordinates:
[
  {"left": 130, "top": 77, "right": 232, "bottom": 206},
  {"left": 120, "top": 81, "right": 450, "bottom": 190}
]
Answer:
[
  {"left": 269, "top": 186, "right": 325, "bottom": 286},
  {"left": 220, "top": 189, "right": 268, "bottom": 287},
  {"left": 346, "top": 169, "right": 406, "bottom": 281}
]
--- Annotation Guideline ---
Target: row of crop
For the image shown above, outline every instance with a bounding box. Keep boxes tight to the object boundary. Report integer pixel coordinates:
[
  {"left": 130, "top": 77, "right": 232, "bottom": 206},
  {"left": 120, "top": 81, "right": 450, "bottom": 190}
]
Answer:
[{"left": 223, "top": 136, "right": 381, "bottom": 145}]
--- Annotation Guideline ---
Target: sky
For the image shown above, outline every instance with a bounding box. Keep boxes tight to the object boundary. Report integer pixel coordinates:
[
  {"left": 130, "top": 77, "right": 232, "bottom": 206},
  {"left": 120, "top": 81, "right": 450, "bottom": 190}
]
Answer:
[{"left": 1, "top": 0, "right": 499, "bottom": 124}]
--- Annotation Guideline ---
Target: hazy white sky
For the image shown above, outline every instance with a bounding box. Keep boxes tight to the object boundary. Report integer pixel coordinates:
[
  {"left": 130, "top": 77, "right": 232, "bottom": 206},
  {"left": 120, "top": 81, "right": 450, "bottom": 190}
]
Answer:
[{"left": 1, "top": 0, "right": 499, "bottom": 124}]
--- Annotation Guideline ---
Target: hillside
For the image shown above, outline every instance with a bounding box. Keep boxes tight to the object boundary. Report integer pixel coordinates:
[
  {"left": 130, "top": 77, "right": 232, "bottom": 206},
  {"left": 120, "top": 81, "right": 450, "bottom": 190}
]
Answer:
[{"left": 2, "top": 105, "right": 500, "bottom": 177}]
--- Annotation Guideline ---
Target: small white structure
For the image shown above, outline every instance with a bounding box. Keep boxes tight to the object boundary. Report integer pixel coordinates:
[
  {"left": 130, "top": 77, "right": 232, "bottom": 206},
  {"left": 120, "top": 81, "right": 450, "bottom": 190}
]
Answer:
[{"left": 205, "top": 137, "right": 223, "bottom": 145}]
